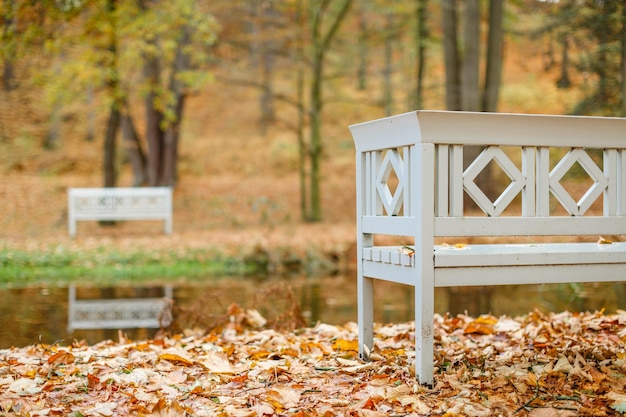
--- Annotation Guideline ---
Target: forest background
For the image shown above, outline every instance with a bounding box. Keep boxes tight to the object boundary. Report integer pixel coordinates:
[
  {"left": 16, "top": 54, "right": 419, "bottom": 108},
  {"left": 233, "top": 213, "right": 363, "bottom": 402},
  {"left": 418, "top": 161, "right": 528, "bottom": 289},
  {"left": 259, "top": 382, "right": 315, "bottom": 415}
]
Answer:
[{"left": 1, "top": 0, "right": 625, "bottom": 287}]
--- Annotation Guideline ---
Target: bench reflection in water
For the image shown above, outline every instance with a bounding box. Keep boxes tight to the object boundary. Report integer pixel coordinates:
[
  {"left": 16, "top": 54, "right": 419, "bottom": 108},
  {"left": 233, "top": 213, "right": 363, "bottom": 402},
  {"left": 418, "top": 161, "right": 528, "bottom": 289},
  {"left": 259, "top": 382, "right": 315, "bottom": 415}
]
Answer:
[{"left": 67, "top": 285, "right": 173, "bottom": 332}]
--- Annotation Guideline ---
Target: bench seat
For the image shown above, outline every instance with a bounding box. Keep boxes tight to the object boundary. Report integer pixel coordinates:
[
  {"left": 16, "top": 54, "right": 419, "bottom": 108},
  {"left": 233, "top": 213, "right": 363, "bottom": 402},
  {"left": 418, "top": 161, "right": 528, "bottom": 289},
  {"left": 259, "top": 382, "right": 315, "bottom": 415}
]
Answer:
[{"left": 364, "top": 243, "right": 626, "bottom": 287}]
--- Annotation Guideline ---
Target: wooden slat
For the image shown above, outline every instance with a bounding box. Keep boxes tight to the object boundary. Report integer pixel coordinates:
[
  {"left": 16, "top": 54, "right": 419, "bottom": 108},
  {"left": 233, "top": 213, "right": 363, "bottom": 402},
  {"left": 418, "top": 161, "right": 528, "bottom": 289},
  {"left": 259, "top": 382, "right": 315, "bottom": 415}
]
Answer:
[
  {"left": 435, "top": 263, "right": 626, "bottom": 287},
  {"left": 617, "top": 149, "right": 626, "bottom": 216},
  {"left": 522, "top": 147, "right": 535, "bottom": 216},
  {"left": 362, "top": 215, "right": 419, "bottom": 236},
  {"left": 436, "top": 144, "right": 449, "bottom": 216},
  {"left": 350, "top": 111, "right": 626, "bottom": 151},
  {"left": 536, "top": 147, "right": 550, "bottom": 217},
  {"left": 449, "top": 145, "right": 464, "bottom": 217},
  {"left": 434, "top": 242, "right": 626, "bottom": 267},
  {"left": 605, "top": 149, "right": 618, "bottom": 216},
  {"left": 362, "top": 261, "right": 416, "bottom": 286},
  {"left": 434, "top": 216, "right": 626, "bottom": 237},
  {"left": 403, "top": 146, "right": 411, "bottom": 217}
]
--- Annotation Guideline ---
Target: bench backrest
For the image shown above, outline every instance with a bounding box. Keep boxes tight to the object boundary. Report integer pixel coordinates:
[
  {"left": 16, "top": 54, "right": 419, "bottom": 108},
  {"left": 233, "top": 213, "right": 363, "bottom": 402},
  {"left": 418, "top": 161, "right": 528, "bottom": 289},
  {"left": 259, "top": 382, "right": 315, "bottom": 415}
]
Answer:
[
  {"left": 350, "top": 111, "right": 626, "bottom": 238},
  {"left": 68, "top": 187, "right": 172, "bottom": 220}
]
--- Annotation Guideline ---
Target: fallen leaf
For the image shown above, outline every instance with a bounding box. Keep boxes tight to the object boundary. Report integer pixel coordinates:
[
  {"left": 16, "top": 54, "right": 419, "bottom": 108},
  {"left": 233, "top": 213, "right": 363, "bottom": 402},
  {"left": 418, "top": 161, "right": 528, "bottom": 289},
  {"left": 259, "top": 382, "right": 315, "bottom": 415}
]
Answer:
[
  {"left": 528, "top": 408, "right": 577, "bottom": 417},
  {"left": 47, "top": 350, "right": 75, "bottom": 365},
  {"left": 332, "top": 338, "right": 358, "bottom": 352},
  {"left": 158, "top": 353, "right": 193, "bottom": 366},
  {"left": 86, "top": 402, "right": 117, "bottom": 416},
  {"left": 198, "top": 350, "right": 234, "bottom": 374}
]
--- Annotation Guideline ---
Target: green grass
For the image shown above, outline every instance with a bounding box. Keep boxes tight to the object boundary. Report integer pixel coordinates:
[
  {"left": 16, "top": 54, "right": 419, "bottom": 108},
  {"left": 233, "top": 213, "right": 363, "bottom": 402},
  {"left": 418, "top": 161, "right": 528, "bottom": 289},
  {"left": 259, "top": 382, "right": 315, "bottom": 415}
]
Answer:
[{"left": 0, "top": 247, "right": 268, "bottom": 288}]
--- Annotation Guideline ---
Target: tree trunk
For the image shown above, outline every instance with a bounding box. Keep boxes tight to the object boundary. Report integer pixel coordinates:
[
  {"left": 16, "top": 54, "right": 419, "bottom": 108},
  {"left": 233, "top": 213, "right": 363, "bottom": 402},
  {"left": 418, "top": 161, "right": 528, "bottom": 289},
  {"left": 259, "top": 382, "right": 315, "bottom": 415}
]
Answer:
[
  {"left": 259, "top": 1, "right": 278, "bottom": 133},
  {"left": 163, "top": 117, "right": 181, "bottom": 187},
  {"left": 461, "top": 0, "right": 480, "bottom": 111},
  {"left": 595, "top": 1, "right": 617, "bottom": 107},
  {"left": 44, "top": 104, "right": 61, "bottom": 150},
  {"left": 144, "top": 52, "right": 164, "bottom": 186},
  {"left": 483, "top": 0, "right": 504, "bottom": 112},
  {"left": 309, "top": 50, "right": 323, "bottom": 222},
  {"left": 121, "top": 110, "right": 147, "bottom": 186},
  {"left": 305, "top": 0, "right": 353, "bottom": 222},
  {"left": 357, "top": 5, "right": 368, "bottom": 91},
  {"left": 382, "top": 12, "right": 394, "bottom": 116},
  {"left": 162, "top": 93, "right": 185, "bottom": 187},
  {"left": 412, "top": 0, "right": 428, "bottom": 110},
  {"left": 103, "top": 106, "right": 120, "bottom": 187},
  {"left": 2, "top": 0, "right": 16, "bottom": 91},
  {"left": 442, "top": 0, "right": 461, "bottom": 110},
  {"left": 296, "top": 0, "right": 308, "bottom": 220},
  {"left": 86, "top": 85, "right": 96, "bottom": 142},
  {"left": 102, "top": 0, "right": 120, "bottom": 188},
  {"left": 621, "top": 0, "right": 626, "bottom": 116},
  {"left": 162, "top": 25, "right": 192, "bottom": 187},
  {"left": 556, "top": 35, "right": 571, "bottom": 89}
]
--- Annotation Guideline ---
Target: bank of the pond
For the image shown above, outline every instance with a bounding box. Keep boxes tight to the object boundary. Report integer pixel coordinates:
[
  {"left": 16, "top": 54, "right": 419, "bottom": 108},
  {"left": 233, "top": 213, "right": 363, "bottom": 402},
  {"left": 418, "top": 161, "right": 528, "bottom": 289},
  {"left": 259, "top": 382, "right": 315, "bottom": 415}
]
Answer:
[{"left": 0, "top": 226, "right": 354, "bottom": 287}]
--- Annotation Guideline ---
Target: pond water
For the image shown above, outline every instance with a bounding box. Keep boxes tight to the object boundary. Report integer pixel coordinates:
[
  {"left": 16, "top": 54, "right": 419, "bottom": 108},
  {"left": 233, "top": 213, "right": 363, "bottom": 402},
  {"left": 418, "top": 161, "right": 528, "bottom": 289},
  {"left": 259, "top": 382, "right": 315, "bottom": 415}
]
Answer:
[{"left": 2, "top": 274, "right": 626, "bottom": 349}]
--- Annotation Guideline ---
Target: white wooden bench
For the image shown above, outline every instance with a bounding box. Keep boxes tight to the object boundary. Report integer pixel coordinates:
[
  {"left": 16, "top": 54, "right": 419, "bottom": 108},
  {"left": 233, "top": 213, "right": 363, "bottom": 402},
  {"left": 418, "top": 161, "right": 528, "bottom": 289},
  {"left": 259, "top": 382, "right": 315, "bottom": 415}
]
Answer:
[
  {"left": 68, "top": 187, "right": 173, "bottom": 237},
  {"left": 349, "top": 110, "right": 626, "bottom": 385},
  {"left": 67, "top": 285, "right": 173, "bottom": 332}
]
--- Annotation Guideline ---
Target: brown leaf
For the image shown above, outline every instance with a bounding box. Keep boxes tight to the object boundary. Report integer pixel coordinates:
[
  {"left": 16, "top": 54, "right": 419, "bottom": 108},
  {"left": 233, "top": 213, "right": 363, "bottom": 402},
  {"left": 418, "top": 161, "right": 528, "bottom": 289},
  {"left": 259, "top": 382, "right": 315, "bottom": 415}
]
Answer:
[
  {"left": 158, "top": 353, "right": 193, "bottom": 366},
  {"left": 463, "top": 322, "right": 494, "bottom": 335},
  {"left": 528, "top": 408, "right": 577, "bottom": 417},
  {"left": 87, "top": 373, "right": 100, "bottom": 390},
  {"left": 47, "top": 350, "right": 75, "bottom": 365}
]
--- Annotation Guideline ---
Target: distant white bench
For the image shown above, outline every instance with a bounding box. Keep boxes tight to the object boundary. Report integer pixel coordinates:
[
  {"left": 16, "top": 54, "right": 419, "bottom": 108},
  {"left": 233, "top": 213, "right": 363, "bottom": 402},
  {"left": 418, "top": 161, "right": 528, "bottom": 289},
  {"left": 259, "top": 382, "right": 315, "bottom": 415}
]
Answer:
[
  {"left": 349, "top": 110, "right": 626, "bottom": 385},
  {"left": 68, "top": 187, "right": 173, "bottom": 237},
  {"left": 67, "top": 285, "right": 173, "bottom": 332}
]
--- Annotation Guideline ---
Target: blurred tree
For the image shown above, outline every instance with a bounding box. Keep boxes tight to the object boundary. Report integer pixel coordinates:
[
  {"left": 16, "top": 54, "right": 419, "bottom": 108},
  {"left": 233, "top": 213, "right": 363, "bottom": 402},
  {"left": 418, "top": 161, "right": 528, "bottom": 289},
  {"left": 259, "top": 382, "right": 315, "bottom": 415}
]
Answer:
[
  {"left": 410, "top": 0, "right": 429, "bottom": 111},
  {"left": 356, "top": 1, "right": 369, "bottom": 91},
  {"left": 304, "top": 0, "right": 353, "bottom": 222},
  {"left": 382, "top": 9, "right": 395, "bottom": 116},
  {"left": 483, "top": 0, "right": 503, "bottom": 112},
  {"left": 569, "top": 0, "right": 621, "bottom": 115},
  {"left": 622, "top": 2, "right": 626, "bottom": 117},
  {"left": 125, "top": 0, "right": 219, "bottom": 186},
  {"left": 461, "top": 0, "right": 480, "bottom": 111},
  {"left": 1, "top": 0, "right": 16, "bottom": 91},
  {"left": 442, "top": 0, "right": 504, "bottom": 113},
  {"left": 103, "top": 0, "right": 121, "bottom": 188},
  {"left": 540, "top": 0, "right": 623, "bottom": 116},
  {"left": 4, "top": 0, "right": 219, "bottom": 187},
  {"left": 442, "top": 0, "right": 461, "bottom": 110}
]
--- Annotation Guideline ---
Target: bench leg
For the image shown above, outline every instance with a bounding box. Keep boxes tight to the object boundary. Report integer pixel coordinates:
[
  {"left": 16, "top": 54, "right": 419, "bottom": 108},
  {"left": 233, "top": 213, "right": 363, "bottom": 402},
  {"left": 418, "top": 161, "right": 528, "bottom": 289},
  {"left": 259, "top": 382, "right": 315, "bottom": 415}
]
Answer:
[
  {"left": 358, "top": 273, "right": 374, "bottom": 360},
  {"left": 415, "top": 273, "right": 434, "bottom": 386},
  {"left": 69, "top": 220, "right": 76, "bottom": 238}
]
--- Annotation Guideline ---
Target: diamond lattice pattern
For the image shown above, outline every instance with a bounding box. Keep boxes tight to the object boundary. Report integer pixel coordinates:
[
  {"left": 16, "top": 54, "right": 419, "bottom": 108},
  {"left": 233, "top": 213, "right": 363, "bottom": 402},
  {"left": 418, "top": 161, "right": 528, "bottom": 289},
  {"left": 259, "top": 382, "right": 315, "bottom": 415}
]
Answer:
[
  {"left": 463, "top": 147, "right": 525, "bottom": 216},
  {"left": 376, "top": 149, "right": 405, "bottom": 216},
  {"left": 549, "top": 148, "right": 607, "bottom": 216}
]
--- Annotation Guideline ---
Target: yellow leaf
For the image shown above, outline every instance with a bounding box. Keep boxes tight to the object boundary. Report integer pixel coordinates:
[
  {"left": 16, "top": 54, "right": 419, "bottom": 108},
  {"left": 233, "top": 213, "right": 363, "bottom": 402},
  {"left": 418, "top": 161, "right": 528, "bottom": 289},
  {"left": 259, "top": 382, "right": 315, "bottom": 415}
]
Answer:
[
  {"left": 474, "top": 315, "right": 498, "bottom": 325},
  {"left": 159, "top": 353, "right": 194, "bottom": 366},
  {"left": 332, "top": 339, "right": 359, "bottom": 352}
]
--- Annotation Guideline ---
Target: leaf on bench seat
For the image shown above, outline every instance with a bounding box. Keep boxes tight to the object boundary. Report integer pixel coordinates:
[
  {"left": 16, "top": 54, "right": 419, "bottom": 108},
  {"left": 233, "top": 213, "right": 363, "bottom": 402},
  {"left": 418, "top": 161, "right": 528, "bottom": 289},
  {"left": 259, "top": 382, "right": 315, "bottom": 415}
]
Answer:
[
  {"left": 598, "top": 236, "right": 613, "bottom": 245},
  {"left": 439, "top": 243, "right": 468, "bottom": 250},
  {"left": 399, "top": 245, "right": 415, "bottom": 257}
]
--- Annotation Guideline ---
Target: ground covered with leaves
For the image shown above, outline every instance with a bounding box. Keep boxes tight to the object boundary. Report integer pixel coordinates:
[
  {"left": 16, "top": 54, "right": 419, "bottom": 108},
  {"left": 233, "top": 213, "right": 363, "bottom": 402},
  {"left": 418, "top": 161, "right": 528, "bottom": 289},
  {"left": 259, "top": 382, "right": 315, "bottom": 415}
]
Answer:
[{"left": 2, "top": 308, "right": 626, "bottom": 416}]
